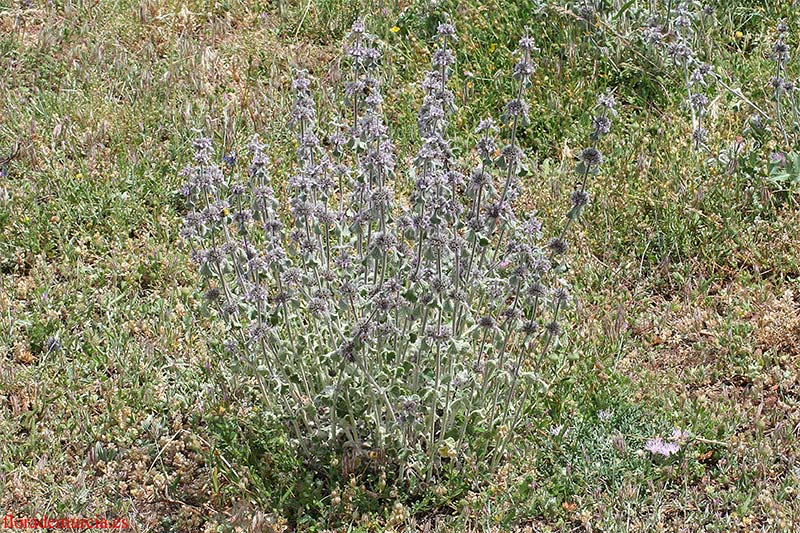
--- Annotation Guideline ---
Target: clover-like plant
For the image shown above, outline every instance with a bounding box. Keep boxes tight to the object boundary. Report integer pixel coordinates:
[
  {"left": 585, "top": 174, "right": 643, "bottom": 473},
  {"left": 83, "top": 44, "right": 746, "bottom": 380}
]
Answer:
[{"left": 180, "top": 20, "right": 614, "bottom": 483}]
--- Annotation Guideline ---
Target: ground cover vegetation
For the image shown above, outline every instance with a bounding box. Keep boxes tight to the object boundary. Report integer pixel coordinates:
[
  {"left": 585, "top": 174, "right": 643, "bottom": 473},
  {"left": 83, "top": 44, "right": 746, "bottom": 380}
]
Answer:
[{"left": 0, "top": 0, "right": 798, "bottom": 531}]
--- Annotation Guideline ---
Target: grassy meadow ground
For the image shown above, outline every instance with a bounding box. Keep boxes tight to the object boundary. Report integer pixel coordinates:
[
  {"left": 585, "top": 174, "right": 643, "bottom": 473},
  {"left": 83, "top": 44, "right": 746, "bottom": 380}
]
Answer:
[{"left": 0, "top": 0, "right": 799, "bottom": 531}]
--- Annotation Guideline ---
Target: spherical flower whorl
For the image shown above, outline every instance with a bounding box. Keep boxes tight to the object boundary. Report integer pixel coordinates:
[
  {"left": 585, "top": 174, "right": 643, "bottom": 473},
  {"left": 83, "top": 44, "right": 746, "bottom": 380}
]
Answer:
[
  {"left": 548, "top": 237, "right": 568, "bottom": 255},
  {"left": 579, "top": 147, "right": 603, "bottom": 167},
  {"left": 478, "top": 315, "right": 496, "bottom": 329},
  {"left": 521, "top": 320, "right": 540, "bottom": 335},
  {"left": 309, "top": 297, "right": 329, "bottom": 314},
  {"left": 431, "top": 48, "right": 455, "bottom": 69},
  {"left": 692, "top": 127, "right": 708, "bottom": 144},
  {"left": 578, "top": 4, "right": 595, "bottom": 21},
  {"left": 437, "top": 22, "right": 456, "bottom": 40},
  {"left": 192, "top": 136, "right": 214, "bottom": 164},
  {"left": 204, "top": 287, "right": 222, "bottom": 302},
  {"left": 571, "top": 189, "right": 590, "bottom": 207},
  {"left": 475, "top": 118, "right": 497, "bottom": 134},
  {"left": 504, "top": 98, "right": 530, "bottom": 119},
  {"left": 532, "top": 257, "right": 552, "bottom": 275},
  {"left": 527, "top": 282, "right": 548, "bottom": 299},
  {"left": 350, "top": 19, "right": 365, "bottom": 35},
  {"left": 771, "top": 77, "right": 787, "bottom": 95},
  {"left": 689, "top": 93, "right": 708, "bottom": 111},
  {"left": 597, "top": 92, "right": 616, "bottom": 111},
  {"left": 773, "top": 40, "right": 790, "bottom": 63},
  {"left": 552, "top": 287, "right": 571, "bottom": 305},
  {"left": 223, "top": 151, "right": 237, "bottom": 167},
  {"left": 291, "top": 71, "right": 312, "bottom": 93},
  {"left": 518, "top": 34, "right": 535, "bottom": 51},
  {"left": 593, "top": 115, "right": 611, "bottom": 135},
  {"left": 522, "top": 217, "right": 543, "bottom": 237},
  {"left": 668, "top": 41, "right": 692, "bottom": 62},
  {"left": 545, "top": 321, "right": 562, "bottom": 337},
  {"left": 513, "top": 59, "right": 534, "bottom": 81}
]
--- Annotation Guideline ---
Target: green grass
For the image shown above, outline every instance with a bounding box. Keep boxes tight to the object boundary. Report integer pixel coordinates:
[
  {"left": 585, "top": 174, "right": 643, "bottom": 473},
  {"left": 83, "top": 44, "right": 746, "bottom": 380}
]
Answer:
[{"left": 1, "top": 0, "right": 799, "bottom": 531}]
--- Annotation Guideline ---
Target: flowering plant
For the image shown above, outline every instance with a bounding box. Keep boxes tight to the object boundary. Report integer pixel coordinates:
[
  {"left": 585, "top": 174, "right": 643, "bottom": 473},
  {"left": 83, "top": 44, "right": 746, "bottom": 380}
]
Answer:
[{"left": 180, "top": 20, "right": 614, "bottom": 482}]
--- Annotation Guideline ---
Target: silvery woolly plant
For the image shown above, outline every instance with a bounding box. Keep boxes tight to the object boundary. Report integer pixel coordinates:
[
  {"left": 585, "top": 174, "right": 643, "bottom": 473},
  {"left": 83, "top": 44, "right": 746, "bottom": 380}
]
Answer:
[
  {"left": 770, "top": 21, "right": 796, "bottom": 147},
  {"left": 641, "top": 4, "right": 708, "bottom": 148},
  {"left": 712, "top": 20, "right": 800, "bottom": 190},
  {"left": 667, "top": 2, "right": 715, "bottom": 150},
  {"left": 180, "top": 20, "right": 614, "bottom": 484},
  {"left": 645, "top": 5, "right": 800, "bottom": 157}
]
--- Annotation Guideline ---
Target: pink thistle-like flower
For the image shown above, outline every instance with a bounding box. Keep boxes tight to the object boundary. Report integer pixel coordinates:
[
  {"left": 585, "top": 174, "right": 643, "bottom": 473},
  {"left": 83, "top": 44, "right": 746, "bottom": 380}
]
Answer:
[{"left": 644, "top": 437, "right": 680, "bottom": 457}]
